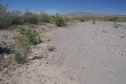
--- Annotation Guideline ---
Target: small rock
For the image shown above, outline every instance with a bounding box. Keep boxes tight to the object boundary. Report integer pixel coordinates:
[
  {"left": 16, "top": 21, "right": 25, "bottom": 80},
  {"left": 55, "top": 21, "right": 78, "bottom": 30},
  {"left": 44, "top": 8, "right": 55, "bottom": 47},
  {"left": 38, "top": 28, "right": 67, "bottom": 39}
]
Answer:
[
  {"left": 47, "top": 45, "right": 56, "bottom": 52},
  {"left": 120, "top": 35, "right": 125, "bottom": 39}
]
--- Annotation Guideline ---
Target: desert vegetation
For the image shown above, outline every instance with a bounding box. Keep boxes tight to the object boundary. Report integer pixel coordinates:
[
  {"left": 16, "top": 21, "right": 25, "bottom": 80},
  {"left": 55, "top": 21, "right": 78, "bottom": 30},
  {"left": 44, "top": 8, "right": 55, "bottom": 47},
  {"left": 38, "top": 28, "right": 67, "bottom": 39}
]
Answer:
[
  {"left": 0, "top": 4, "right": 67, "bottom": 29},
  {"left": 14, "top": 25, "right": 41, "bottom": 64},
  {"left": 54, "top": 14, "right": 66, "bottom": 26},
  {"left": 0, "top": 4, "right": 67, "bottom": 67},
  {"left": 1, "top": 4, "right": 126, "bottom": 29},
  {"left": 0, "top": 4, "right": 66, "bottom": 65}
]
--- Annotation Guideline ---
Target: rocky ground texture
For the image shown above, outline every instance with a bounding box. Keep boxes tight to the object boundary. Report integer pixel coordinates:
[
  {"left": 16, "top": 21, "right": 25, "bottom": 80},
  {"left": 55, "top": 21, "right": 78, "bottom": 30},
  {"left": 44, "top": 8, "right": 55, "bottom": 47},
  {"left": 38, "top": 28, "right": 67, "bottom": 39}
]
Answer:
[{"left": 1, "top": 22, "right": 126, "bottom": 84}]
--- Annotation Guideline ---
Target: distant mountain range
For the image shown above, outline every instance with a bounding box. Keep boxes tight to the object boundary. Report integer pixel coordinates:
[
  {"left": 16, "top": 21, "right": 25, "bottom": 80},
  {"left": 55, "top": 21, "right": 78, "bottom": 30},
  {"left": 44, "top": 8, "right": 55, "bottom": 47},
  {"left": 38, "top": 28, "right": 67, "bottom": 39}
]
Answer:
[
  {"left": 24, "top": 10, "right": 126, "bottom": 16},
  {"left": 64, "top": 11, "right": 93, "bottom": 16},
  {"left": 62, "top": 11, "right": 126, "bottom": 16}
]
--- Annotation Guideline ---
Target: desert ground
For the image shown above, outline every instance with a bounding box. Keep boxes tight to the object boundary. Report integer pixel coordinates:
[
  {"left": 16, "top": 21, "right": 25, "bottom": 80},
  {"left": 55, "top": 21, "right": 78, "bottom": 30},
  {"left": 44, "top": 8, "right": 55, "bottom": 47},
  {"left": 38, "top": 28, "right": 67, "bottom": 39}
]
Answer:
[{"left": 1, "top": 21, "right": 126, "bottom": 84}]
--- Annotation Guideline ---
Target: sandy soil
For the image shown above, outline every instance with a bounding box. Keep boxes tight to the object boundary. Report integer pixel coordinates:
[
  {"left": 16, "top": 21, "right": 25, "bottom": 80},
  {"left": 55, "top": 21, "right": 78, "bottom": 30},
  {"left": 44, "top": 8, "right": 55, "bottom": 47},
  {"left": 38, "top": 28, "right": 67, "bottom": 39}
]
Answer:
[{"left": 1, "top": 21, "right": 126, "bottom": 84}]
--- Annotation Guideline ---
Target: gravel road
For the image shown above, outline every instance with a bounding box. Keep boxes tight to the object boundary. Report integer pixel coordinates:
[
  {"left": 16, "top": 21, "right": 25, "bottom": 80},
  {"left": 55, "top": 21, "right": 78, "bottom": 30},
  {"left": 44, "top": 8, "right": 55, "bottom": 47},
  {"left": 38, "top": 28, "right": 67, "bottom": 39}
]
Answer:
[{"left": 51, "top": 22, "right": 126, "bottom": 84}]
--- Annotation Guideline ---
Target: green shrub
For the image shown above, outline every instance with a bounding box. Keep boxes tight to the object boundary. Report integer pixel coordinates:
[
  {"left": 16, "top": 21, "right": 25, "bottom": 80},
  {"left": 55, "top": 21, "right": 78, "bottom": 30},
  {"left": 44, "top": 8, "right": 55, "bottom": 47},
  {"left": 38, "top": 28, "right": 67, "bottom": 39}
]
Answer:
[
  {"left": 24, "top": 15, "right": 39, "bottom": 24},
  {"left": 108, "top": 17, "right": 118, "bottom": 22},
  {"left": 16, "top": 25, "right": 41, "bottom": 48},
  {"left": 49, "top": 16, "right": 57, "bottom": 24},
  {"left": 15, "top": 25, "right": 41, "bottom": 63},
  {"left": 0, "top": 15, "right": 14, "bottom": 28},
  {"left": 14, "top": 50, "right": 25, "bottom": 64},
  {"left": 54, "top": 15, "right": 66, "bottom": 27},
  {"left": 11, "top": 16, "right": 25, "bottom": 25},
  {"left": 0, "top": 4, "right": 13, "bottom": 28},
  {"left": 40, "top": 13, "right": 50, "bottom": 23}
]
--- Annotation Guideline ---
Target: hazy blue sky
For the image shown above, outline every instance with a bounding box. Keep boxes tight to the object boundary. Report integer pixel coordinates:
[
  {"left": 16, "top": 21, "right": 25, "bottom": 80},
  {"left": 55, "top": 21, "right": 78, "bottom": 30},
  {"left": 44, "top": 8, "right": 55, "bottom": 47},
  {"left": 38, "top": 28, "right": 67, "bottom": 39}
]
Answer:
[{"left": 0, "top": 0, "right": 126, "bottom": 14}]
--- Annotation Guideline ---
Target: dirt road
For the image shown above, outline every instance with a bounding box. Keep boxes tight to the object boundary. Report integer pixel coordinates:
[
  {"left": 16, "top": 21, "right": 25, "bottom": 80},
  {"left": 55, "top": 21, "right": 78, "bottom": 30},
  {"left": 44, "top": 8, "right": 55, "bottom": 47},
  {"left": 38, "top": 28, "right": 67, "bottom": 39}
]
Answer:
[{"left": 51, "top": 22, "right": 126, "bottom": 84}]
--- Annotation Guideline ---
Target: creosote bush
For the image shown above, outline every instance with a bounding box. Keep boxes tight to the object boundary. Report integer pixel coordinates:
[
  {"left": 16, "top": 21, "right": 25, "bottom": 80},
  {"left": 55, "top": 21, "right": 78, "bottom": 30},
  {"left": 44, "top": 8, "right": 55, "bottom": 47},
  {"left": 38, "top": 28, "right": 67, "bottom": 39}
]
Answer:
[
  {"left": 17, "top": 25, "right": 41, "bottom": 46},
  {"left": 0, "top": 15, "right": 13, "bottom": 28},
  {"left": 40, "top": 13, "right": 51, "bottom": 23},
  {"left": 54, "top": 15, "right": 66, "bottom": 27},
  {"left": 15, "top": 25, "right": 41, "bottom": 64}
]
